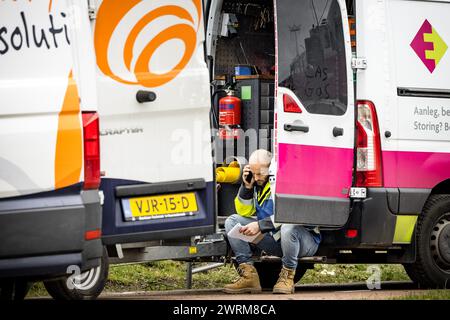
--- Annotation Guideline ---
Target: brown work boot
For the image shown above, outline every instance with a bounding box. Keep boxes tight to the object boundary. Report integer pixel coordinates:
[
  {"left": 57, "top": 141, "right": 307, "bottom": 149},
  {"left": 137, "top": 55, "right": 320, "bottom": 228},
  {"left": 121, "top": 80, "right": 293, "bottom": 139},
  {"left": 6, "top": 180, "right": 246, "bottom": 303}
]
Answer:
[
  {"left": 272, "top": 266, "right": 296, "bottom": 294},
  {"left": 223, "top": 263, "right": 262, "bottom": 294}
]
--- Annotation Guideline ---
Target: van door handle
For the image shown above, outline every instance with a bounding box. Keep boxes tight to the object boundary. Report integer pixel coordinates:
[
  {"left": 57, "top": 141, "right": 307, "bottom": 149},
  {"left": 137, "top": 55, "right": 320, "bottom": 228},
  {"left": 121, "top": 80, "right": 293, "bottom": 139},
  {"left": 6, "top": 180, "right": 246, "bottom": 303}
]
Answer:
[
  {"left": 333, "top": 127, "right": 344, "bottom": 137},
  {"left": 284, "top": 123, "right": 309, "bottom": 133},
  {"left": 136, "top": 90, "right": 157, "bottom": 103}
]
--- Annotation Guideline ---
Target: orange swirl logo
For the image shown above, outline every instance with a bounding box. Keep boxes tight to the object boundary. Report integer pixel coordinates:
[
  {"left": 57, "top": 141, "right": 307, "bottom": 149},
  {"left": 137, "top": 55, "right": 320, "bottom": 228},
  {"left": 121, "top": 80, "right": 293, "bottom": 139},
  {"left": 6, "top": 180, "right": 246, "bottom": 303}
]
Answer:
[{"left": 95, "top": 0, "right": 202, "bottom": 88}]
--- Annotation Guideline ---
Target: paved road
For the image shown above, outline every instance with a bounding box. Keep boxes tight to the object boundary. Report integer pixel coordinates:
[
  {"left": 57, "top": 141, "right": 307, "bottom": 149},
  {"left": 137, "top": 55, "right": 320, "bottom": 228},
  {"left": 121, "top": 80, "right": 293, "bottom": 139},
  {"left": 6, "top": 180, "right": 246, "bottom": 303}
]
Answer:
[{"left": 99, "top": 281, "right": 427, "bottom": 300}]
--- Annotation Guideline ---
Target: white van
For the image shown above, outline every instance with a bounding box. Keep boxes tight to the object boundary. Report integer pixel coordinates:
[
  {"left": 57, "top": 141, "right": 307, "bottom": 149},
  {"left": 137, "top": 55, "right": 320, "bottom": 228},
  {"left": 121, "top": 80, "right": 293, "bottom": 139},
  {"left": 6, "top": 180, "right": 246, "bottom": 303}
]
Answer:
[
  {"left": 91, "top": 0, "right": 216, "bottom": 245},
  {"left": 271, "top": 0, "right": 450, "bottom": 288},
  {"left": 0, "top": 0, "right": 103, "bottom": 299},
  {"left": 86, "top": 0, "right": 449, "bottom": 290},
  {"left": 5, "top": 0, "right": 447, "bottom": 299}
]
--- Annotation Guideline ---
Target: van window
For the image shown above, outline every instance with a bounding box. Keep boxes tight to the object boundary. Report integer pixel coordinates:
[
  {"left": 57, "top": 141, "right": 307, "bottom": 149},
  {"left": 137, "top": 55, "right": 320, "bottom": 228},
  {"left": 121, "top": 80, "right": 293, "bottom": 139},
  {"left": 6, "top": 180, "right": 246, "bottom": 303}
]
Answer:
[{"left": 277, "top": 0, "right": 347, "bottom": 116}]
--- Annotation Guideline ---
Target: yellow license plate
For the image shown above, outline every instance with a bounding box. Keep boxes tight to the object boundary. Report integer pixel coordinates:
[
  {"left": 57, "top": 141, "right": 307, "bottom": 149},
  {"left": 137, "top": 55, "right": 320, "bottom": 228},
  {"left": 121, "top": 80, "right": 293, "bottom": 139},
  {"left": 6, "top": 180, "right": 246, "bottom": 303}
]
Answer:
[{"left": 128, "top": 192, "right": 198, "bottom": 218}]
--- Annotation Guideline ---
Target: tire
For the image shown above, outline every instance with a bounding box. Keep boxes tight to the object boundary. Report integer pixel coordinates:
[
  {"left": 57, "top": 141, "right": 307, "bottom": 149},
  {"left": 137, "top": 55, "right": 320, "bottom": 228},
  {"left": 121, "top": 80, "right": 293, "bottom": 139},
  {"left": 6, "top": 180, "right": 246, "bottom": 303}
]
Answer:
[
  {"left": 44, "top": 247, "right": 109, "bottom": 300},
  {"left": 403, "top": 194, "right": 450, "bottom": 289},
  {"left": 0, "top": 280, "right": 31, "bottom": 301},
  {"left": 253, "top": 261, "right": 307, "bottom": 290}
]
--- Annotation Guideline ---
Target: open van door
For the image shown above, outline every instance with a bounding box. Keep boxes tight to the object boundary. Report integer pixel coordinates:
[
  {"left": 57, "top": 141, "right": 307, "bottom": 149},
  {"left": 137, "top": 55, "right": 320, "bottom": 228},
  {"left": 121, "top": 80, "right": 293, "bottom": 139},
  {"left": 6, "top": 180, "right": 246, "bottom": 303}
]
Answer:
[
  {"left": 92, "top": 0, "right": 215, "bottom": 243},
  {"left": 274, "top": 0, "right": 354, "bottom": 227}
]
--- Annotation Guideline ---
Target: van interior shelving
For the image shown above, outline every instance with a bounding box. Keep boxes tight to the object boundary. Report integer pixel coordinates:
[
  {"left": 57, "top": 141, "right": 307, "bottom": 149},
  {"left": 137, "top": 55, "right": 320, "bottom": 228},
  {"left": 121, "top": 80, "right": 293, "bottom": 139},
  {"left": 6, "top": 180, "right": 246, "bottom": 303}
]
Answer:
[{"left": 209, "top": 0, "right": 276, "bottom": 222}]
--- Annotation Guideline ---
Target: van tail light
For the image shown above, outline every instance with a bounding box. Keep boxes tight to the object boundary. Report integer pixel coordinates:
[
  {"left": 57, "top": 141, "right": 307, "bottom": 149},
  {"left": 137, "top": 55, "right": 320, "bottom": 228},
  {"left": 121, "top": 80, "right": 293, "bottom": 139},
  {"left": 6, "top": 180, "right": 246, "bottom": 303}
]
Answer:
[
  {"left": 283, "top": 94, "right": 302, "bottom": 113},
  {"left": 85, "top": 229, "right": 102, "bottom": 241},
  {"left": 82, "top": 112, "right": 100, "bottom": 190},
  {"left": 346, "top": 229, "right": 358, "bottom": 238},
  {"left": 355, "top": 100, "right": 383, "bottom": 187}
]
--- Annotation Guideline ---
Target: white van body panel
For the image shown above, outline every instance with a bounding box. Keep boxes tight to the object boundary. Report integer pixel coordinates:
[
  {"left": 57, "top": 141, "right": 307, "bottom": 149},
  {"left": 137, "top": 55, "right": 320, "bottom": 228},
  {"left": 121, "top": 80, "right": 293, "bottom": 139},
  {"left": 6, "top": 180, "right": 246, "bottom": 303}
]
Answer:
[
  {"left": 0, "top": 0, "right": 97, "bottom": 198},
  {"left": 276, "top": 88, "right": 354, "bottom": 149},
  {"left": 389, "top": 0, "right": 450, "bottom": 148},
  {"left": 93, "top": 0, "right": 213, "bottom": 184},
  {"left": 356, "top": 0, "right": 450, "bottom": 189},
  {"left": 356, "top": 0, "right": 450, "bottom": 150}
]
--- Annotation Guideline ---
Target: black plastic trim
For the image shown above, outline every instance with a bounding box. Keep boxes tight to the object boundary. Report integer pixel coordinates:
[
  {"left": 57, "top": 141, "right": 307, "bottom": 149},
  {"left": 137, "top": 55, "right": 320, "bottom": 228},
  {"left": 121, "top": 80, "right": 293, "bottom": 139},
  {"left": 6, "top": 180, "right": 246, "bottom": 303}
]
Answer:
[
  {"left": 398, "top": 188, "right": 430, "bottom": 215},
  {"left": 102, "top": 225, "right": 215, "bottom": 245},
  {"left": 358, "top": 188, "right": 397, "bottom": 246},
  {"left": 386, "top": 188, "right": 400, "bottom": 214},
  {"left": 274, "top": 194, "right": 349, "bottom": 228},
  {"left": 0, "top": 189, "right": 102, "bottom": 279},
  {"left": 0, "top": 253, "right": 82, "bottom": 279},
  {"left": 397, "top": 87, "right": 450, "bottom": 99},
  {"left": 115, "top": 178, "right": 206, "bottom": 198}
]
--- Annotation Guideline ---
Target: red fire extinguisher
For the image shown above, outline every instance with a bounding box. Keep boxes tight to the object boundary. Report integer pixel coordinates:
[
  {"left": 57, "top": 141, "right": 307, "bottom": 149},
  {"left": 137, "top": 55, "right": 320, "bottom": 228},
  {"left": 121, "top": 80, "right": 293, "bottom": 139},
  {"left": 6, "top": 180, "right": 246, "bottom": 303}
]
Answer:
[{"left": 219, "top": 90, "right": 241, "bottom": 139}]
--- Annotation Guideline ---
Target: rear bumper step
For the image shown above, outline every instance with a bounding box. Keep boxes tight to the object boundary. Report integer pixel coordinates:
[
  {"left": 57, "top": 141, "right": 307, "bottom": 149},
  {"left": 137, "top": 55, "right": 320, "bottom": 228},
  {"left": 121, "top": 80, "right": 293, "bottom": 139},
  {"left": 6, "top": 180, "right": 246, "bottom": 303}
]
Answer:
[
  {"left": 0, "top": 253, "right": 82, "bottom": 279},
  {"left": 0, "top": 189, "right": 103, "bottom": 279}
]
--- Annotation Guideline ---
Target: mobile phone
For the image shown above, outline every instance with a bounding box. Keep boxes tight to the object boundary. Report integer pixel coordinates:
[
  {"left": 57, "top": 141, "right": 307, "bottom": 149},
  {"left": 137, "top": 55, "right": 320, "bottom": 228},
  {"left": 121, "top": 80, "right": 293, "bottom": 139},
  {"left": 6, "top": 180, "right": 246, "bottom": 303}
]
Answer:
[{"left": 245, "top": 171, "right": 253, "bottom": 183}]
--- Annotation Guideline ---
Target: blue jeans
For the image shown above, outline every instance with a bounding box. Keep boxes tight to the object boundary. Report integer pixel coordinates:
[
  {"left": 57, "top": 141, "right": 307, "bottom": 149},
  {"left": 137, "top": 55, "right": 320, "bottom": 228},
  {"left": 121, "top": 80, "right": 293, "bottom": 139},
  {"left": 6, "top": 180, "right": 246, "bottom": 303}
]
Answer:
[{"left": 225, "top": 214, "right": 320, "bottom": 269}]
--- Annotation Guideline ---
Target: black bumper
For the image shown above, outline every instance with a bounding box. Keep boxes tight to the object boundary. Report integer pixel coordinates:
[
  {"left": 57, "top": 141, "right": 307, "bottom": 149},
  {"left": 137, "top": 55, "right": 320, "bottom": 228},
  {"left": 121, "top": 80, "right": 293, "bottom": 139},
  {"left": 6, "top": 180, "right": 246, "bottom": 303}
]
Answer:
[
  {"left": 0, "top": 188, "right": 102, "bottom": 280},
  {"left": 100, "top": 178, "right": 216, "bottom": 245},
  {"left": 317, "top": 188, "right": 424, "bottom": 263},
  {"left": 355, "top": 187, "right": 427, "bottom": 246}
]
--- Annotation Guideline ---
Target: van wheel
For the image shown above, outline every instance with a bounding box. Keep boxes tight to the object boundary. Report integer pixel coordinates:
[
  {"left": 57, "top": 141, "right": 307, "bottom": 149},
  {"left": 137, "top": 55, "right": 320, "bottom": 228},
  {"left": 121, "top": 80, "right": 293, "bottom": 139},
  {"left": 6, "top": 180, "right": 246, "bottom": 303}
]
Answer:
[
  {"left": 44, "top": 247, "right": 109, "bottom": 300},
  {"left": 0, "top": 280, "right": 31, "bottom": 301},
  {"left": 253, "top": 261, "right": 307, "bottom": 290},
  {"left": 403, "top": 194, "right": 450, "bottom": 288}
]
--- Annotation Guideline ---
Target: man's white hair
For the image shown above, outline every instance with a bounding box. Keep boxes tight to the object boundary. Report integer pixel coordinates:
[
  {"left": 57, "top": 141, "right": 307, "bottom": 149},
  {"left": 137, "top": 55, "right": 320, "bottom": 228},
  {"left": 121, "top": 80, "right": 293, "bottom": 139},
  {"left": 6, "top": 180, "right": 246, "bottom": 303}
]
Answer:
[{"left": 249, "top": 149, "right": 272, "bottom": 166}]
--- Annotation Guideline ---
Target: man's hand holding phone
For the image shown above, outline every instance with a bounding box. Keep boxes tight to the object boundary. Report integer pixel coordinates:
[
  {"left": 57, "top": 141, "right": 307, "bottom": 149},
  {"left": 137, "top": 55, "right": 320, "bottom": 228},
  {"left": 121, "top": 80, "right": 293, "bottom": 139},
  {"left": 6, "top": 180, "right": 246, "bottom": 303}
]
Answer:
[{"left": 243, "top": 165, "right": 254, "bottom": 189}]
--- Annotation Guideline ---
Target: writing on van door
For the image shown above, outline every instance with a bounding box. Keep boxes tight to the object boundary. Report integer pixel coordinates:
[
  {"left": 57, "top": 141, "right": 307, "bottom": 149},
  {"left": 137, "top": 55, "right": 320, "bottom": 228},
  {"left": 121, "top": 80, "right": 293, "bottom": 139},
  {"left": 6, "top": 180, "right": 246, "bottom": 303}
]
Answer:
[
  {"left": 0, "top": 1, "right": 69, "bottom": 55},
  {"left": 0, "top": 0, "right": 84, "bottom": 195},
  {"left": 95, "top": 0, "right": 202, "bottom": 88}
]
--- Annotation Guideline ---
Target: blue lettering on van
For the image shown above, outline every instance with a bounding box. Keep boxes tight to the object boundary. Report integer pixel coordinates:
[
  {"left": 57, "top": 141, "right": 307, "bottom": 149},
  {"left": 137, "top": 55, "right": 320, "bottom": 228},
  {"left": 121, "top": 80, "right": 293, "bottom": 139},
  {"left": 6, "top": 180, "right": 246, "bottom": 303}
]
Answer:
[{"left": 0, "top": 11, "right": 70, "bottom": 55}]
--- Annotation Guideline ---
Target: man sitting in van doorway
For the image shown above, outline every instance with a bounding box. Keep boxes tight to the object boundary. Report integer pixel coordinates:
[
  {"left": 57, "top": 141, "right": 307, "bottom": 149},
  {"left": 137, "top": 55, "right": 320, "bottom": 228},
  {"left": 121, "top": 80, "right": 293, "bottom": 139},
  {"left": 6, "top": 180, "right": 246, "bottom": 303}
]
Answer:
[{"left": 224, "top": 149, "right": 322, "bottom": 294}]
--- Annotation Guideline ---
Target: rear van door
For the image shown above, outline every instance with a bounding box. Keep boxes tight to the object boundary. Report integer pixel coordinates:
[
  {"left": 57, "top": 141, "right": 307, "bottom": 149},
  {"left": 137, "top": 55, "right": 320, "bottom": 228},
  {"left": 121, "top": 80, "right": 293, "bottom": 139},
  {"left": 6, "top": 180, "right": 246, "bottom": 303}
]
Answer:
[
  {"left": 0, "top": 0, "right": 86, "bottom": 197},
  {"left": 92, "top": 0, "right": 215, "bottom": 243},
  {"left": 274, "top": 0, "right": 354, "bottom": 227},
  {"left": 0, "top": 0, "right": 102, "bottom": 276}
]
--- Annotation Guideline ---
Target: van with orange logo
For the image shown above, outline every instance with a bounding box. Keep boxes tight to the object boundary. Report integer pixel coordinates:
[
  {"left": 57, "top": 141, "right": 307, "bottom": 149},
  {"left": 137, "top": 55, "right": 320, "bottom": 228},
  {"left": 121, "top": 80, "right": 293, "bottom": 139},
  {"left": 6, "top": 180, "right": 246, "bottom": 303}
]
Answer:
[
  {"left": 92, "top": 0, "right": 215, "bottom": 247},
  {"left": 0, "top": 0, "right": 103, "bottom": 299},
  {"left": 36, "top": 0, "right": 220, "bottom": 300}
]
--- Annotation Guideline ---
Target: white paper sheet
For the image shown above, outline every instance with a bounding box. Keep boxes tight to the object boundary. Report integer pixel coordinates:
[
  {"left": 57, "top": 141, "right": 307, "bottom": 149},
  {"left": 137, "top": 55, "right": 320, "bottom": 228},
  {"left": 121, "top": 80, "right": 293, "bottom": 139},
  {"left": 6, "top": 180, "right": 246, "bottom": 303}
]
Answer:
[{"left": 227, "top": 223, "right": 264, "bottom": 244}]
